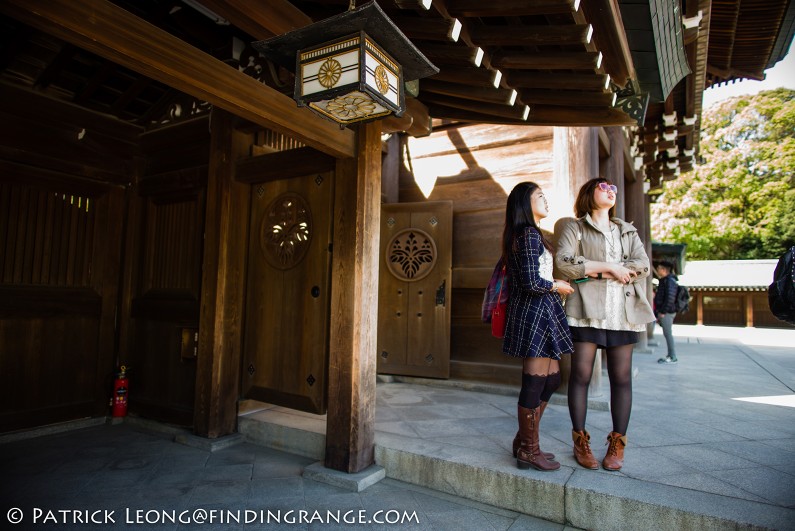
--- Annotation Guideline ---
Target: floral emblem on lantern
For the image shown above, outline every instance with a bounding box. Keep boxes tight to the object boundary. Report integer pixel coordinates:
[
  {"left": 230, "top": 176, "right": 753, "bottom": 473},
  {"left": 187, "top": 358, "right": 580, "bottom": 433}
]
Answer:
[
  {"left": 317, "top": 58, "right": 342, "bottom": 88},
  {"left": 374, "top": 65, "right": 389, "bottom": 95},
  {"left": 326, "top": 93, "right": 377, "bottom": 121},
  {"left": 386, "top": 229, "right": 437, "bottom": 281}
]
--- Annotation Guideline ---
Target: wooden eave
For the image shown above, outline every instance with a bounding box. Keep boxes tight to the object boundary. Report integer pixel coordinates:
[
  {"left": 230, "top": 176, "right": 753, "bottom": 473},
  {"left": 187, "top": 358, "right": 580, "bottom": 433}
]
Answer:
[
  {"left": 282, "top": 0, "right": 638, "bottom": 127},
  {"left": 634, "top": 0, "right": 711, "bottom": 189},
  {"left": 706, "top": 0, "right": 794, "bottom": 87}
]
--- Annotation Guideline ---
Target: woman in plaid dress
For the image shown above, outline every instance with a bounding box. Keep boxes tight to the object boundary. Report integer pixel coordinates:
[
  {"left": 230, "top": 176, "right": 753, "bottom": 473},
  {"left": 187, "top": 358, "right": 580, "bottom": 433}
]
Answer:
[{"left": 502, "top": 182, "right": 574, "bottom": 471}]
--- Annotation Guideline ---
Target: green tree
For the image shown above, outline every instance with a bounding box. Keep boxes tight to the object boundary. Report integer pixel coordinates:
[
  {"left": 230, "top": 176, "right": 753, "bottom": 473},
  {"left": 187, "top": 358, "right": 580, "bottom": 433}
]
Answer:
[{"left": 651, "top": 88, "right": 795, "bottom": 259}]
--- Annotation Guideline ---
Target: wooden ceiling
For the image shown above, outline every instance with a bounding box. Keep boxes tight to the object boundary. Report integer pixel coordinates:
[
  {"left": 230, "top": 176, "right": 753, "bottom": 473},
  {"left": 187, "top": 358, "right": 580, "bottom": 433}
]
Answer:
[{"left": 0, "top": 0, "right": 791, "bottom": 188}]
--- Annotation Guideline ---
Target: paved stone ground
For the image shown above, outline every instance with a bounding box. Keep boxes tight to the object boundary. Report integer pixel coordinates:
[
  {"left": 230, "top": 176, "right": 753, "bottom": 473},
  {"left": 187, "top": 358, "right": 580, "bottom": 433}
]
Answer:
[
  {"left": 1, "top": 422, "right": 577, "bottom": 530},
  {"left": 2, "top": 324, "right": 793, "bottom": 530}
]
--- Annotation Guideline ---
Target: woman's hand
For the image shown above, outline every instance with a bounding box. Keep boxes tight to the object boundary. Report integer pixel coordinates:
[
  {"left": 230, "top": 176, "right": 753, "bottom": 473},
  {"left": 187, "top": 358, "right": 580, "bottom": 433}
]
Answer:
[
  {"left": 553, "top": 279, "right": 575, "bottom": 296},
  {"left": 607, "top": 264, "right": 637, "bottom": 284}
]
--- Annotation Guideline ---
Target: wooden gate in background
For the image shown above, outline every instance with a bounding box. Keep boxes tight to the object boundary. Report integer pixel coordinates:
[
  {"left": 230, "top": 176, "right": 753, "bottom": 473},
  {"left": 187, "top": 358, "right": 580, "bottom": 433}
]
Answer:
[
  {"left": 242, "top": 171, "right": 335, "bottom": 414},
  {"left": 378, "top": 202, "right": 452, "bottom": 379}
]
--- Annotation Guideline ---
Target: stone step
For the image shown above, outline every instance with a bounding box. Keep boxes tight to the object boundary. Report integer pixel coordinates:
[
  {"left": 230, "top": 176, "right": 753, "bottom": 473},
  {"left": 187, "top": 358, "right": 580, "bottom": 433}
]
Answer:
[{"left": 239, "top": 410, "right": 791, "bottom": 531}]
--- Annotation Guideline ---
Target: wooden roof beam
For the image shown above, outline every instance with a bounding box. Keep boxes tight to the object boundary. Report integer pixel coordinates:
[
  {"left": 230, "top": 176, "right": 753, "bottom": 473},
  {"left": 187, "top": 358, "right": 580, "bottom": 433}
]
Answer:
[
  {"left": 430, "top": 67, "right": 502, "bottom": 88},
  {"left": 424, "top": 103, "right": 531, "bottom": 125},
  {"left": 197, "top": 0, "right": 312, "bottom": 40},
  {"left": 492, "top": 51, "right": 602, "bottom": 70},
  {"left": 419, "top": 43, "right": 484, "bottom": 67},
  {"left": 382, "top": 97, "right": 431, "bottom": 137},
  {"left": 469, "top": 24, "right": 592, "bottom": 47},
  {"left": 529, "top": 105, "right": 636, "bottom": 126},
  {"left": 0, "top": 0, "right": 355, "bottom": 158},
  {"left": 579, "top": 0, "right": 636, "bottom": 87},
  {"left": 391, "top": 15, "right": 462, "bottom": 42},
  {"left": 446, "top": 0, "right": 580, "bottom": 17},
  {"left": 706, "top": 64, "right": 764, "bottom": 82},
  {"left": 519, "top": 89, "right": 616, "bottom": 107},
  {"left": 421, "top": 93, "right": 530, "bottom": 121},
  {"left": 428, "top": 102, "right": 637, "bottom": 127},
  {"left": 506, "top": 71, "right": 610, "bottom": 91},
  {"left": 422, "top": 79, "right": 517, "bottom": 105}
]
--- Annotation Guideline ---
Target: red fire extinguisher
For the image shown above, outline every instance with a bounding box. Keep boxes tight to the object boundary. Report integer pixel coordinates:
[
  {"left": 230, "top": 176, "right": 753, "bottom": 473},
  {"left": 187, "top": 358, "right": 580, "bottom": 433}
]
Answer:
[{"left": 111, "top": 365, "right": 129, "bottom": 417}]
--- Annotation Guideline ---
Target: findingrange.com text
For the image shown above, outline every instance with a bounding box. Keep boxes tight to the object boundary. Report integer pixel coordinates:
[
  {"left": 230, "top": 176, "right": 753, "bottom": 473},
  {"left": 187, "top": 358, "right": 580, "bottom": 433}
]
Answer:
[{"left": 6, "top": 507, "right": 420, "bottom": 526}]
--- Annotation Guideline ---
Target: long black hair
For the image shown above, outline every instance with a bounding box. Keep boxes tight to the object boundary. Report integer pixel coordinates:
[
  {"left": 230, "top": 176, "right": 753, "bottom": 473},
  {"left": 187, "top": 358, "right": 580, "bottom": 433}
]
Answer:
[{"left": 501, "top": 181, "right": 553, "bottom": 264}]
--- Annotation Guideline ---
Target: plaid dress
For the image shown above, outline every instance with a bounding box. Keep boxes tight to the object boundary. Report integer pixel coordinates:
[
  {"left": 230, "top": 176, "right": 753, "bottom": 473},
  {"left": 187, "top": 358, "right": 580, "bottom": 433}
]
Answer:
[{"left": 502, "top": 228, "right": 573, "bottom": 359}]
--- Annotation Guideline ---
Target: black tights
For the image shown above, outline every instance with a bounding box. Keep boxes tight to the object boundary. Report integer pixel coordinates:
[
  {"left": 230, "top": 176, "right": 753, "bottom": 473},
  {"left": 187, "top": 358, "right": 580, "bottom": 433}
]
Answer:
[{"left": 568, "top": 342, "right": 634, "bottom": 434}]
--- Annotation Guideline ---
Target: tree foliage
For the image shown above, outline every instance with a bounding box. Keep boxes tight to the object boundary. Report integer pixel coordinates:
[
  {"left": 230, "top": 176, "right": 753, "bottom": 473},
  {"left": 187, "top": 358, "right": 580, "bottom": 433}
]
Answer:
[{"left": 651, "top": 88, "right": 795, "bottom": 259}]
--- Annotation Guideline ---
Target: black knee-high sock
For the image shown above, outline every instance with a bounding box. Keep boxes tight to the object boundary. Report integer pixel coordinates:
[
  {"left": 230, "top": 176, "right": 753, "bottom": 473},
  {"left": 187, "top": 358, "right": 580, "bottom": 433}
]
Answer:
[
  {"left": 518, "top": 373, "right": 547, "bottom": 409},
  {"left": 540, "top": 372, "right": 561, "bottom": 403}
]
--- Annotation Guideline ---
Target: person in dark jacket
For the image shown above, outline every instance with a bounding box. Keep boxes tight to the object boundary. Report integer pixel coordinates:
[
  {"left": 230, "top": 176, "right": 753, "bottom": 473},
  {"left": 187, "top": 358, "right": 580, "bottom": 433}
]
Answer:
[
  {"left": 654, "top": 261, "right": 679, "bottom": 364},
  {"left": 502, "top": 182, "right": 574, "bottom": 472}
]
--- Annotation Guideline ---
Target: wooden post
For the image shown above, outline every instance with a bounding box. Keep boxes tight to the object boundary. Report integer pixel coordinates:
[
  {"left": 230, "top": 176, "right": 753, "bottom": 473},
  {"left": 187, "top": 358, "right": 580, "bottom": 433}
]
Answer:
[
  {"left": 745, "top": 292, "right": 754, "bottom": 327},
  {"left": 696, "top": 291, "right": 704, "bottom": 325},
  {"left": 325, "top": 121, "right": 382, "bottom": 473},
  {"left": 194, "top": 109, "right": 250, "bottom": 438}
]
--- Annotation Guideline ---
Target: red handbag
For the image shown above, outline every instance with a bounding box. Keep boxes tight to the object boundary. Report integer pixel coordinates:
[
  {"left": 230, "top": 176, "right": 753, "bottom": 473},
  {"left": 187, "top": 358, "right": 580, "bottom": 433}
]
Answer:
[{"left": 491, "top": 266, "right": 507, "bottom": 338}]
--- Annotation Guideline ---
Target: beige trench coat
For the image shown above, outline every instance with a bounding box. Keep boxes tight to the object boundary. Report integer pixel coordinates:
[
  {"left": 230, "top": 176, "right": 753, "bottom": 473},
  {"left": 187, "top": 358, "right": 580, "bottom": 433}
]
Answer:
[{"left": 554, "top": 215, "right": 655, "bottom": 326}]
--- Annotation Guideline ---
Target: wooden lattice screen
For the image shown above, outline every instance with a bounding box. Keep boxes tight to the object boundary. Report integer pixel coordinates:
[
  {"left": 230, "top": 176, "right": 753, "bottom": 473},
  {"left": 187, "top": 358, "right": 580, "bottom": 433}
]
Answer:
[{"left": 0, "top": 182, "right": 95, "bottom": 287}]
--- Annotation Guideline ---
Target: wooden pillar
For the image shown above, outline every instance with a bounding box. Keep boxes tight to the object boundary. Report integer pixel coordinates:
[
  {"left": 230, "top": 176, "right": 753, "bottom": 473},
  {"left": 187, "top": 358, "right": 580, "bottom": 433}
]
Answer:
[
  {"left": 554, "top": 126, "right": 602, "bottom": 396},
  {"left": 745, "top": 292, "right": 754, "bottom": 327},
  {"left": 194, "top": 109, "right": 250, "bottom": 438},
  {"left": 623, "top": 138, "right": 652, "bottom": 350},
  {"left": 696, "top": 291, "right": 704, "bottom": 325},
  {"left": 600, "top": 127, "right": 625, "bottom": 218},
  {"left": 325, "top": 121, "right": 382, "bottom": 473}
]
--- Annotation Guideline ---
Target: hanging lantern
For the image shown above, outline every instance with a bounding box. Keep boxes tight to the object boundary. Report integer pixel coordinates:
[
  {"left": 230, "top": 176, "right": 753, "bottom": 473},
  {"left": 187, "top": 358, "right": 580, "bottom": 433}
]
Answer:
[{"left": 252, "top": 1, "right": 438, "bottom": 125}]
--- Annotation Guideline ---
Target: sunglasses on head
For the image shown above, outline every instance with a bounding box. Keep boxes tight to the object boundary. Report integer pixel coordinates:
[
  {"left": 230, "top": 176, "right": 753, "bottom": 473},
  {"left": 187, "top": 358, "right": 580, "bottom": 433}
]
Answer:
[{"left": 598, "top": 182, "right": 618, "bottom": 193}]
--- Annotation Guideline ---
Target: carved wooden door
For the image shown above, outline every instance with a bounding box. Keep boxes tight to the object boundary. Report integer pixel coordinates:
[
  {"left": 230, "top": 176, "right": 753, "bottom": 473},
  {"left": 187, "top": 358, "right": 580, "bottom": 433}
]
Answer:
[
  {"left": 242, "top": 172, "right": 334, "bottom": 414},
  {"left": 378, "top": 202, "right": 452, "bottom": 378}
]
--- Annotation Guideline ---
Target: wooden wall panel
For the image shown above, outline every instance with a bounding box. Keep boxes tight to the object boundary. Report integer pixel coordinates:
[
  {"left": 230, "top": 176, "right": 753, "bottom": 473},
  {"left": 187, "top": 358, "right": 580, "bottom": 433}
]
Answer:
[
  {"left": 0, "top": 184, "right": 123, "bottom": 432},
  {"left": 123, "top": 118, "right": 210, "bottom": 426},
  {"left": 0, "top": 85, "right": 133, "bottom": 433},
  {"left": 0, "top": 183, "right": 95, "bottom": 286}
]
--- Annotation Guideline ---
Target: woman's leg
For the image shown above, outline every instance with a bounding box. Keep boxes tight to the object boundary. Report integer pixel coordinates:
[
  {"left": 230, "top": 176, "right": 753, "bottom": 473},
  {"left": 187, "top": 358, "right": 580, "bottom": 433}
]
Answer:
[
  {"left": 518, "top": 357, "right": 551, "bottom": 408},
  {"left": 605, "top": 344, "right": 634, "bottom": 434},
  {"left": 516, "top": 357, "right": 559, "bottom": 471},
  {"left": 569, "top": 343, "right": 599, "bottom": 469},
  {"left": 513, "top": 358, "right": 556, "bottom": 460},
  {"left": 602, "top": 343, "right": 634, "bottom": 470},
  {"left": 568, "top": 342, "right": 597, "bottom": 431},
  {"left": 540, "top": 359, "right": 561, "bottom": 403}
]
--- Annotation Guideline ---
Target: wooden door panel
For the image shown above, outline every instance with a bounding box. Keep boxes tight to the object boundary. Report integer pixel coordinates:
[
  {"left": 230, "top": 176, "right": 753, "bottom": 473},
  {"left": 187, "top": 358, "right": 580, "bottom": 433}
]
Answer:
[
  {"left": 377, "top": 209, "right": 411, "bottom": 367},
  {"left": 378, "top": 202, "right": 452, "bottom": 378},
  {"left": 243, "top": 172, "right": 334, "bottom": 413}
]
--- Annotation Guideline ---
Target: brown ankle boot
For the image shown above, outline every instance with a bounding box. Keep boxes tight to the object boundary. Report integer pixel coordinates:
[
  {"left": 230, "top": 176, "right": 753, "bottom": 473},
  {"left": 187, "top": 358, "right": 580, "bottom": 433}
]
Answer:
[
  {"left": 516, "top": 405, "right": 560, "bottom": 471},
  {"left": 571, "top": 429, "right": 599, "bottom": 469},
  {"left": 512, "top": 402, "right": 554, "bottom": 460},
  {"left": 602, "top": 432, "right": 627, "bottom": 471}
]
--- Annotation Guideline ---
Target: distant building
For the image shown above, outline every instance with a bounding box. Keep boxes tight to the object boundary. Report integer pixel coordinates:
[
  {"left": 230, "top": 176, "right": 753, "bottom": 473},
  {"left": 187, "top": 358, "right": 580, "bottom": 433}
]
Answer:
[{"left": 674, "top": 260, "right": 789, "bottom": 328}]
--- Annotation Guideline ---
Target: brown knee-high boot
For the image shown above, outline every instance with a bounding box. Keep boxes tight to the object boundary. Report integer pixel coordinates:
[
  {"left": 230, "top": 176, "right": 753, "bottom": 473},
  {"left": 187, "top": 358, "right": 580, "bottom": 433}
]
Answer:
[
  {"left": 512, "top": 401, "right": 554, "bottom": 459},
  {"left": 516, "top": 405, "right": 560, "bottom": 471}
]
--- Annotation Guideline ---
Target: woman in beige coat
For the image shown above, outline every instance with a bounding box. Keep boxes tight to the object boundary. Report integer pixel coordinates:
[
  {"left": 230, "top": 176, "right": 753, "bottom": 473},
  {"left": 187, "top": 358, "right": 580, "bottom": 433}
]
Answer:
[{"left": 554, "top": 178, "right": 654, "bottom": 471}]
